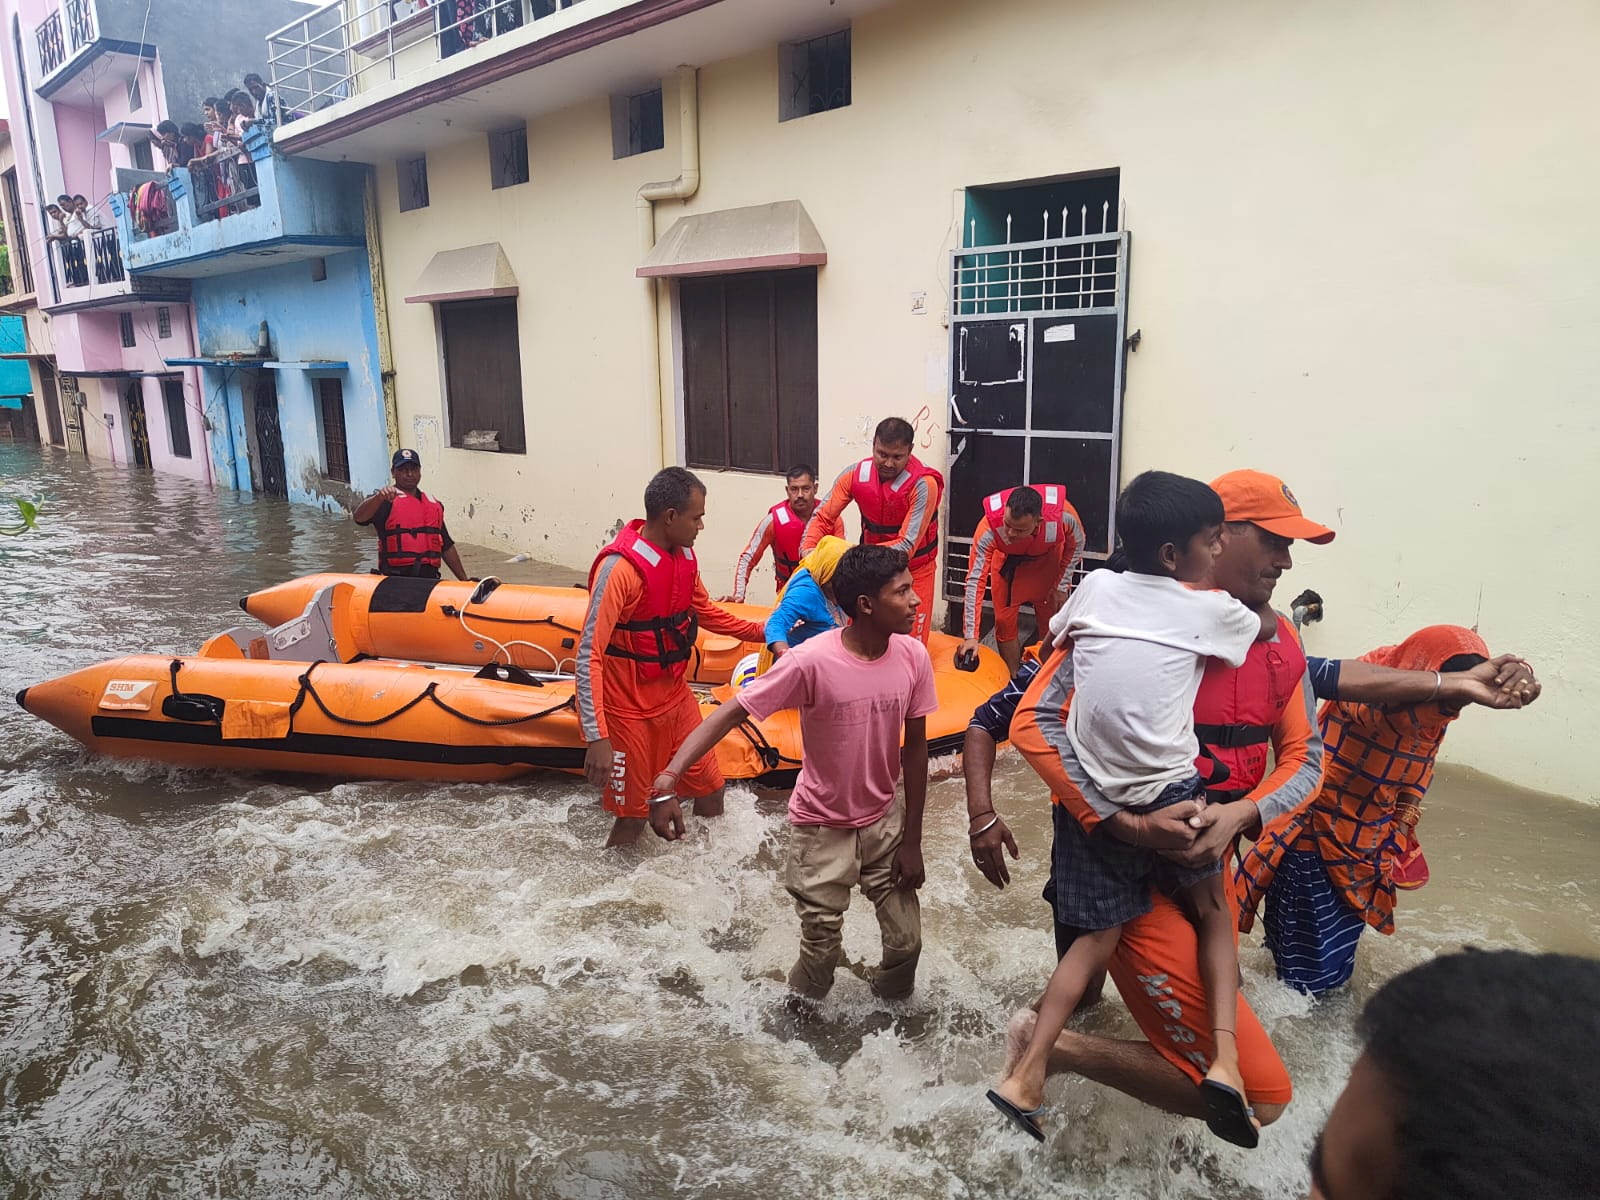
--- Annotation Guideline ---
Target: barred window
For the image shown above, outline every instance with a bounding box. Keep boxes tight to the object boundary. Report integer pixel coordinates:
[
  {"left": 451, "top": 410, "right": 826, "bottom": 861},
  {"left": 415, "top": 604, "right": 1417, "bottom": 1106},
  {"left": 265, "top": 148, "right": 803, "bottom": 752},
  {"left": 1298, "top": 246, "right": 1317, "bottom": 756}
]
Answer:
[
  {"left": 779, "top": 29, "right": 851, "bottom": 122},
  {"left": 318, "top": 377, "right": 349, "bottom": 482},
  {"left": 610, "top": 87, "right": 663, "bottom": 158},
  {"left": 156, "top": 306, "right": 171, "bottom": 338},
  {"left": 119, "top": 312, "right": 135, "bottom": 347},
  {"left": 398, "top": 155, "right": 429, "bottom": 211},
  {"left": 488, "top": 126, "right": 529, "bottom": 189}
]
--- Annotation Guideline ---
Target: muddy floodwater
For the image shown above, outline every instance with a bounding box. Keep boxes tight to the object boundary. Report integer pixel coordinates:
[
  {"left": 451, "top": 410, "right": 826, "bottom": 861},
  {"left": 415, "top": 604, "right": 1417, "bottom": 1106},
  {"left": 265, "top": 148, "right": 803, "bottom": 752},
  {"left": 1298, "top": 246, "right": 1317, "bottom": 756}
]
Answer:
[{"left": 2, "top": 445, "right": 1594, "bottom": 1199}]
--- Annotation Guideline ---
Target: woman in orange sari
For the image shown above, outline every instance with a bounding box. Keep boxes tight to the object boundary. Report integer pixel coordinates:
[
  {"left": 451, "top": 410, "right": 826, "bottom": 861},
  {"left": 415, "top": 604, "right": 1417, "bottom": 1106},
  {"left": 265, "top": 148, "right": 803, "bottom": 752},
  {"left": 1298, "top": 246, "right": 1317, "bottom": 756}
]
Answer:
[{"left": 1236, "top": 626, "right": 1509, "bottom": 995}]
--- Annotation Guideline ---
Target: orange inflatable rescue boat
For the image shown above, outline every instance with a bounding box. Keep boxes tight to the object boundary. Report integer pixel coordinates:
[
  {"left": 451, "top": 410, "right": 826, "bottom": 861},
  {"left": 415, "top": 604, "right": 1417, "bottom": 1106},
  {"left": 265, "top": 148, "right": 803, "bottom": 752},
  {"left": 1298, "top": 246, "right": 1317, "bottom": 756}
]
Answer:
[
  {"left": 19, "top": 579, "right": 1010, "bottom": 786},
  {"left": 240, "top": 573, "right": 764, "bottom": 685}
]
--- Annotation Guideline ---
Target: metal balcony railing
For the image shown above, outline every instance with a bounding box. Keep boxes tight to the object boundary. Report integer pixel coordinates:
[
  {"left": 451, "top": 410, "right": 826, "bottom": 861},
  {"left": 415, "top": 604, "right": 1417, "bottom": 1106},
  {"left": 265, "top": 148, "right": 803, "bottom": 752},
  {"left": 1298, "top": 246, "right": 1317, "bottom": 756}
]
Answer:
[
  {"left": 64, "top": 0, "right": 95, "bottom": 54},
  {"left": 267, "top": 0, "right": 584, "bottom": 119},
  {"left": 36, "top": 10, "right": 65, "bottom": 76},
  {"left": 35, "top": 0, "right": 96, "bottom": 79},
  {"left": 190, "top": 156, "right": 261, "bottom": 221},
  {"left": 51, "top": 236, "right": 89, "bottom": 289},
  {"left": 90, "top": 227, "right": 123, "bottom": 283}
]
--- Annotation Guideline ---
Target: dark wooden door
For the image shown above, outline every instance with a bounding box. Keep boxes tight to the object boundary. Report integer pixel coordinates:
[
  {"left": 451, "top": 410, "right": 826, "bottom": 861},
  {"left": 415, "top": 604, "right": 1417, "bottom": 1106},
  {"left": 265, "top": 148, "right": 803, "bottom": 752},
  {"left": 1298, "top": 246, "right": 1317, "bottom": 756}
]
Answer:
[
  {"left": 254, "top": 373, "right": 287, "bottom": 497},
  {"left": 125, "top": 380, "right": 150, "bottom": 468}
]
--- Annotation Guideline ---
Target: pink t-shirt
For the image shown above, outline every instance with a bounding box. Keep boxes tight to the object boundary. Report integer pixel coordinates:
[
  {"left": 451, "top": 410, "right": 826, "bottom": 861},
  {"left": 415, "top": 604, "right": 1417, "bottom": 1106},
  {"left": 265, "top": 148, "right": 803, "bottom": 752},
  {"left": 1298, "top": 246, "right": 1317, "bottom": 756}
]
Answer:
[{"left": 738, "top": 628, "right": 938, "bottom": 829}]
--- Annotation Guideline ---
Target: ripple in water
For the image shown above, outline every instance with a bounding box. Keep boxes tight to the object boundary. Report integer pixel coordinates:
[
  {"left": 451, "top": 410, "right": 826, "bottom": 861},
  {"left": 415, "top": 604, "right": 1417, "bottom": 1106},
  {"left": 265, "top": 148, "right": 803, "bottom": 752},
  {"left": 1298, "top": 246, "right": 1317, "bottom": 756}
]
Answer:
[{"left": 2, "top": 444, "right": 1595, "bottom": 1198}]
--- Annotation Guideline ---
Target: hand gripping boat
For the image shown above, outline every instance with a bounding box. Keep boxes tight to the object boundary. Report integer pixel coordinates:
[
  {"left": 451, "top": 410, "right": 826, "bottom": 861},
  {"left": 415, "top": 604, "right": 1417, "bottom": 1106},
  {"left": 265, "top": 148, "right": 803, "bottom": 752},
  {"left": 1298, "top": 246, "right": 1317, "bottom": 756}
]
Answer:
[{"left": 18, "top": 579, "right": 1012, "bottom": 786}]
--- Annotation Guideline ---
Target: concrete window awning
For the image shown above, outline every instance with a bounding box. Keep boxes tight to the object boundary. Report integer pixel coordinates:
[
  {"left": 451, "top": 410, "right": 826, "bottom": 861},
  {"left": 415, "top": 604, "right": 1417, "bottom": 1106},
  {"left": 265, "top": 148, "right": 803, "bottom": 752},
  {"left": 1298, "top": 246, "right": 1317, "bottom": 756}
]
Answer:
[
  {"left": 637, "top": 200, "right": 827, "bottom": 279},
  {"left": 405, "top": 243, "right": 519, "bottom": 305}
]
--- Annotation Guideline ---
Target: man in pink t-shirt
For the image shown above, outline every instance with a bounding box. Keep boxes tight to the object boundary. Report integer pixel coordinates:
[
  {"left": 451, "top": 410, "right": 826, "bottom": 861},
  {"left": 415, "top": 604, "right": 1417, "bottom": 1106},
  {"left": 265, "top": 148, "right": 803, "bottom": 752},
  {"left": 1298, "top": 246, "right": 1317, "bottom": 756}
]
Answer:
[{"left": 651, "top": 545, "right": 938, "bottom": 1001}]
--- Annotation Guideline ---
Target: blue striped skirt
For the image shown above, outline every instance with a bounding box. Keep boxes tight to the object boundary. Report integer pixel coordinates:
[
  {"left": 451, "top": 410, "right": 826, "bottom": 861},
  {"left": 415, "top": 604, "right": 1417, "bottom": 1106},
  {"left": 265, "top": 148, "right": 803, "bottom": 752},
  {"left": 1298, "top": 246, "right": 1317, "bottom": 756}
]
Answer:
[{"left": 1262, "top": 847, "right": 1367, "bottom": 996}]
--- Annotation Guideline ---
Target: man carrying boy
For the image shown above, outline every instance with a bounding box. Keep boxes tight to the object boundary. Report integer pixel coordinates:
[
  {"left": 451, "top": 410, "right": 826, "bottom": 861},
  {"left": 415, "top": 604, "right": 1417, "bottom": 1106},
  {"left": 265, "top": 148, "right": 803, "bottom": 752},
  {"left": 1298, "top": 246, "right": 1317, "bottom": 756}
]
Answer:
[
  {"left": 989, "top": 471, "right": 1269, "bottom": 1148},
  {"left": 801, "top": 418, "right": 943, "bottom": 644},
  {"left": 579, "top": 467, "right": 767, "bottom": 848},
  {"left": 650, "top": 545, "right": 936, "bottom": 1001}
]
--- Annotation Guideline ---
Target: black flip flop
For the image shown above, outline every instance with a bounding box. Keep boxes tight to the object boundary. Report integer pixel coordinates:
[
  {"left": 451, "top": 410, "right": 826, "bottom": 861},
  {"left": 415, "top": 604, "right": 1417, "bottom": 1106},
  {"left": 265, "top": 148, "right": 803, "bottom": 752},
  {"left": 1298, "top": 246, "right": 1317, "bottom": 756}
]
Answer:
[
  {"left": 1199, "top": 1079, "right": 1260, "bottom": 1149},
  {"left": 985, "top": 1089, "right": 1046, "bottom": 1142}
]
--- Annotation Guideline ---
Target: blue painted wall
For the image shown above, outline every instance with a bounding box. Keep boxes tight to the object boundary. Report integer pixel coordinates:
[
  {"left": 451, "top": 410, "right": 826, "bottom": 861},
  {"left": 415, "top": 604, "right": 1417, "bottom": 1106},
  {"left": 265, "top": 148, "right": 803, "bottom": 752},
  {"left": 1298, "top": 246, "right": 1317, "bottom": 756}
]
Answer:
[
  {"left": 0, "top": 315, "right": 32, "bottom": 398},
  {"left": 191, "top": 249, "right": 389, "bottom": 511}
]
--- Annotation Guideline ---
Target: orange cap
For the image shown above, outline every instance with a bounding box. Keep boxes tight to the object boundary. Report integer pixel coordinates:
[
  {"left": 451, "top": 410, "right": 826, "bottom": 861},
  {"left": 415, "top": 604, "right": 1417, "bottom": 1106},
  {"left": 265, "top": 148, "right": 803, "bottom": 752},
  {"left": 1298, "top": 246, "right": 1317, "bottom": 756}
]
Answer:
[{"left": 1210, "top": 470, "right": 1335, "bottom": 544}]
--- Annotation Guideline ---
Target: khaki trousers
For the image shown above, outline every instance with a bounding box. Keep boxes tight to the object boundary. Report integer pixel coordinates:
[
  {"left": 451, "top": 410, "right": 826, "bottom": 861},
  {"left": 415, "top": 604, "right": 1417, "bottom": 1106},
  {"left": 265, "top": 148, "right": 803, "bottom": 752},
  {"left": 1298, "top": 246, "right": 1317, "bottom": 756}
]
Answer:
[{"left": 783, "top": 796, "right": 922, "bottom": 1000}]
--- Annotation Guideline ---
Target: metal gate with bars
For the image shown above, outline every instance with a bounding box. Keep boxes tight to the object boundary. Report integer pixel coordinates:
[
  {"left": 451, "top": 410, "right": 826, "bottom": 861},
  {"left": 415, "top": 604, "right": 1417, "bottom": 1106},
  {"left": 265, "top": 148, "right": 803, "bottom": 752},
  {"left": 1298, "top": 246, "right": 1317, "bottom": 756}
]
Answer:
[{"left": 944, "top": 201, "right": 1132, "bottom": 622}]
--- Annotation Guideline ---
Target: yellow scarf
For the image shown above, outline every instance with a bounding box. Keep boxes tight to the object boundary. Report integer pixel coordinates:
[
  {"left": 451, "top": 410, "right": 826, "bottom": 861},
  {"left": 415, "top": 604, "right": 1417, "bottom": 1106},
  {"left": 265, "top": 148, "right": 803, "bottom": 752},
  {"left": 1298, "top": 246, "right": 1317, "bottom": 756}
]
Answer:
[{"left": 755, "top": 536, "right": 850, "bottom": 674}]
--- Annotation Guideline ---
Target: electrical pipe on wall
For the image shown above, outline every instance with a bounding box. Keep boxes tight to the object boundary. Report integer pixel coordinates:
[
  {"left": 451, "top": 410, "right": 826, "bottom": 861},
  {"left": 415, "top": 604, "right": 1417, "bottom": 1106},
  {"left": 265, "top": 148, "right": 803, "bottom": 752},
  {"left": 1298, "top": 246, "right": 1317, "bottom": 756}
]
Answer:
[{"left": 637, "top": 64, "right": 700, "bottom": 469}]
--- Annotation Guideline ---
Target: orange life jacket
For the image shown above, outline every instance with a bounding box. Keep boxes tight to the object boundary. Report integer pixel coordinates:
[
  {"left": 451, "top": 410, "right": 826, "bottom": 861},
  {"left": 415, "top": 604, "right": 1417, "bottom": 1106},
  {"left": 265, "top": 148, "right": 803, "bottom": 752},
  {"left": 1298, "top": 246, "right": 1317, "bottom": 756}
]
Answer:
[
  {"left": 768, "top": 501, "right": 807, "bottom": 582},
  {"left": 588, "top": 520, "right": 699, "bottom": 683},
  {"left": 1191, "top": 614, "right": 1307, "bottom": 801},
  {"left": 379, "top": 491, "right": 445, "bottom": 574},
  {"left": 980, "top": 484, "right": 1078, "bottom": 562},
  {"left": 1234, "top": 625, "right": 1487, "bottom": 935},
  {"left": 850, "top": 455, "right": 944, "bottom": 565}
]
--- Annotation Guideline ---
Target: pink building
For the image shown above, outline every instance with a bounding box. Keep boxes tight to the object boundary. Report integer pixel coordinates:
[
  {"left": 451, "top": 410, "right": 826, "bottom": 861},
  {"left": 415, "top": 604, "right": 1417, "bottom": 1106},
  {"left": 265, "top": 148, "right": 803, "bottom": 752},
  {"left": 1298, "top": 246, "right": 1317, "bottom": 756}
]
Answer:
[{"left": 0, "top": 0, "right": 305, "bottom": 479}]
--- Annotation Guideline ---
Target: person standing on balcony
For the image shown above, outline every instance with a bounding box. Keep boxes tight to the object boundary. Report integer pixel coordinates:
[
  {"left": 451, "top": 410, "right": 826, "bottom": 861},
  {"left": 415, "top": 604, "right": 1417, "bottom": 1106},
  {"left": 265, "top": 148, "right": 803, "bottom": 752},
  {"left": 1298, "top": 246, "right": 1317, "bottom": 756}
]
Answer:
[
  {"left": 242, "top": 75, "right": 284, "bottom": 134},
  {"left": 70, "top": 196, "right": 101, "bottom": 231},
  {"left": 352, "top": 449, "right": 471, "bottom": 582}
]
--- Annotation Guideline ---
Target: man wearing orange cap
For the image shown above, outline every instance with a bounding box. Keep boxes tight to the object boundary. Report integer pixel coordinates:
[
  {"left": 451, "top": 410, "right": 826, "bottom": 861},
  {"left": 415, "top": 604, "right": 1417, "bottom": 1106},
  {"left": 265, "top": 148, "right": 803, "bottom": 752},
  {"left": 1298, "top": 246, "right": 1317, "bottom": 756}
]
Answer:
[
  {"left": 992, "top": 469, "right": 1330, "bottom": 1134},
  {"left": 974, "top": 468, "right": 1539, "bottom": 1130}
]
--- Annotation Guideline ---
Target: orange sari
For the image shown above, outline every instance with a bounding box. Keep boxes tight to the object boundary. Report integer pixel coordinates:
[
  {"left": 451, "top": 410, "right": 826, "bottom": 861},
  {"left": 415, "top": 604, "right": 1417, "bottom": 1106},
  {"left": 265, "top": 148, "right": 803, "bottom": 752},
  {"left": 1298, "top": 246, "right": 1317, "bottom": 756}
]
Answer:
[{"left": 1236, "top": 625, "right": 1487, "bottom": 935}]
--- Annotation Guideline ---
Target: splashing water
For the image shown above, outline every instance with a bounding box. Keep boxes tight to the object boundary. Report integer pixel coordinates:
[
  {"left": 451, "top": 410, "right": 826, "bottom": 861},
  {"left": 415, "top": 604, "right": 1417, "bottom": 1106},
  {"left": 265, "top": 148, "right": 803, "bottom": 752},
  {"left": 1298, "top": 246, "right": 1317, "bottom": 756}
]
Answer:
[{"left": 2, "top": 445, "right": 1595, "bottom": 1198}]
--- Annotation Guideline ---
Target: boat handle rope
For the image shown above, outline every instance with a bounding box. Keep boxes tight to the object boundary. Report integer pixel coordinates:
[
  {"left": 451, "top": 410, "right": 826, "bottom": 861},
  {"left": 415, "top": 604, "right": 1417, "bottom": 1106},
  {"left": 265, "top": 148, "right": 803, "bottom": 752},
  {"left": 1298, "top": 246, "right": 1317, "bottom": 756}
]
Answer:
[{"left": 286, "top": 661, "right": 577, "bottom": 731}]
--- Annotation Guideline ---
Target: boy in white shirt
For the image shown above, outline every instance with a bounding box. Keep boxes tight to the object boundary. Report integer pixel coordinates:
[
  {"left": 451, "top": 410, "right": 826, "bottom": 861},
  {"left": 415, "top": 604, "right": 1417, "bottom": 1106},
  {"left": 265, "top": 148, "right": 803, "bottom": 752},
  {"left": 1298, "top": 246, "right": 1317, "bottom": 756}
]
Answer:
[{"left": 988, "top": 470, "right": 1270, "bottom": 1148}]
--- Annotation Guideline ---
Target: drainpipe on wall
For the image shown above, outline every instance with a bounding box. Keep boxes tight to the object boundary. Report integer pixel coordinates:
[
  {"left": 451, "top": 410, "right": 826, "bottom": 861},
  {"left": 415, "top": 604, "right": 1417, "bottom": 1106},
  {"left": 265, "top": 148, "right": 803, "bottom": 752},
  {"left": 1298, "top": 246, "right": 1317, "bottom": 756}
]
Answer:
[
  {"left": 364, "top": 166, "right": 401, "bottom": 458},
  {"left": 636, "top": 64, "right": 700, "bottom": 469}
]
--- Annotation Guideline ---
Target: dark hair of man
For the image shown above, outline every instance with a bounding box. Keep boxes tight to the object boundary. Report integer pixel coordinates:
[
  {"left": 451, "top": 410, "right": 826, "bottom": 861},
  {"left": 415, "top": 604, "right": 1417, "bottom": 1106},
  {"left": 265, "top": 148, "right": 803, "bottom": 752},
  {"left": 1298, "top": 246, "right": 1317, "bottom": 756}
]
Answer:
[
  {"left": 181, "top": 122, "right": 206, "bottom": 141},
  {"left": 831, "top": 544, "right": 909, "bottom": 620},
  {"left": 644, "top": 466, "right": 705, "bottom": 519},
  {"left": 56, "top": 194, "right": 71, "bottom": 205},
  {"left": 873, "top": 417, "right": 914, "bottom": 448},
  {"left": 243, "top": 73, "right": 264, "bottom": 88},
  {"left": 785, "top": 464, "right": 816, "bottom": 483},
  {"left": 71, "top": 195, "right": 86, "bottom": 205},
  {"left": 1115, "top": 470, "right": 1224, "bottom": 571},
  {"left": 156, "top": 120, "right": 179, "bottom": 136},
  {"left": 1006, "top": 486, "right": 1043, "bottom": 520},
  {"left": 204, "top": 96, "right": 222, "bottom": 111},
  {"left": 1357, "top": 948, "right": 1600, "bottom": 1200}
]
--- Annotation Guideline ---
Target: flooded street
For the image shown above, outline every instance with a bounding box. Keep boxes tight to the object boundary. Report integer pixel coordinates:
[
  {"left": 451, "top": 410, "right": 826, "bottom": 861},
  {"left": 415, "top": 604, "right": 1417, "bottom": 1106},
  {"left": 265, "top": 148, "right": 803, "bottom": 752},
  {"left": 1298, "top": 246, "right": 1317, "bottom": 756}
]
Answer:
[{"left": 2, "top": 444, "right": 1595, "bottom": 1199}]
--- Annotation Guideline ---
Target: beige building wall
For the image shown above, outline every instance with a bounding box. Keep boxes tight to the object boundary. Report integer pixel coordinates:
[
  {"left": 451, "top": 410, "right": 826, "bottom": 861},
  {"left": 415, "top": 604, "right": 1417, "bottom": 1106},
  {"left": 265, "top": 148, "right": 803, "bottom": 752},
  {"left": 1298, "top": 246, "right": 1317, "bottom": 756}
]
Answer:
[{"left": 376, "top": 0, "right": 1599, "bottom": 800}]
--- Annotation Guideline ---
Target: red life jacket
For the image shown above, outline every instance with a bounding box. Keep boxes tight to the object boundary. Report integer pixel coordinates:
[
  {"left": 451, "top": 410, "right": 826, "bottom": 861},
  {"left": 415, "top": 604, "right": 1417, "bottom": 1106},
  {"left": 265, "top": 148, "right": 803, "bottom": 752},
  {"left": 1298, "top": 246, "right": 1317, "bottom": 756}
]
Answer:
[
  {"left": 981, "top": 484, "right": 1079, "bottom": 562},
  {"left": 850, "top": 455, "right": 944, "bottom": 565},
  {"left": 1191, "top": 614, "right": 1306, "bottom": 799},
  {"left": 587, "top": 520, "right": 699, "bottom": 682},
  {"left": 769, "top": 501, "right": 807, "bottom": 582},
  {"left": 379, "top": 491, "right": 446, "bottom": 574}
]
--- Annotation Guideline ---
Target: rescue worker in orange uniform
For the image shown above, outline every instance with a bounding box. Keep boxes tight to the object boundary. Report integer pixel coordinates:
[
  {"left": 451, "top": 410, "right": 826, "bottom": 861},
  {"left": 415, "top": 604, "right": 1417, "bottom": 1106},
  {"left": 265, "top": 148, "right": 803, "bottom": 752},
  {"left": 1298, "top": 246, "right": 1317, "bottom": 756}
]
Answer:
[
  {"left": 801, "top": 417, "right": 943, "bottom": 644},
  {"left": 721, "top": 464, "right": 844, "bottom": 603},
  {"left": 995, "top": 469, "right": 1334, "bottom": 1134},
  {"left": 578, "top": 467, "right": 767, "bottom": 848},
  {"left": 959, "top": 483, "right": 1085, "bottom": 675},
  {"left": 352, "top": 448, "right": 470, "bottom": 580},
  {"left": 1236, "top": 625, "right": 1541, "bottom": 995}
]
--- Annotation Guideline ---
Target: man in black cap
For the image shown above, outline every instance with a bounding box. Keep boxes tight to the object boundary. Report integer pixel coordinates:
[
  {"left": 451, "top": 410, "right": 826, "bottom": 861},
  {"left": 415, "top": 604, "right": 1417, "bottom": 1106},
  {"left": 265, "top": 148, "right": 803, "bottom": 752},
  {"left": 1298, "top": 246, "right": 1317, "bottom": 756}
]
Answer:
[{"left": 352, "top": 449, "right": 470, "bottom": 580}]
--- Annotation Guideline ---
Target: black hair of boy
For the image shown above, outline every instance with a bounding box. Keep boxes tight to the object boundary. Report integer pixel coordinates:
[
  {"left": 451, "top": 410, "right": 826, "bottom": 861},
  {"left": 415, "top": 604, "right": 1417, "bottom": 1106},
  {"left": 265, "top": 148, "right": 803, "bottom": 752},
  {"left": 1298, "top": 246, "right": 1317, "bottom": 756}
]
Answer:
[
  {"left": 643, "top": 466, "right": 705, "bottom": 519},
  {"left": 833, "top": 544, "right": 910, "bottom": 620},
  {"left": 1353, "top": 948, "right": 1600, "bottom": 1199},
  {"left": 874, "top": 417, "right": 914, "bottom": 448},
  {"left": 1115, "top": 470, "right": 1225, "bottom": 571},
  {"left": 1007, "top": 486, "right": 1043, "bottom": 519}
]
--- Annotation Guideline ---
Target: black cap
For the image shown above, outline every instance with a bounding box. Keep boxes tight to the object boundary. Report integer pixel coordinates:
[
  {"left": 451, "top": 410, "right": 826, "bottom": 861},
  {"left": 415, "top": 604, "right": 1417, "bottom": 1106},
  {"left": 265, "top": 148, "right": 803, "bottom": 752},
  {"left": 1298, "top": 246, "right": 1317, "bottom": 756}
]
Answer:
[{"left": 391, "top": 449, "right": 420, "bottom": 468}]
